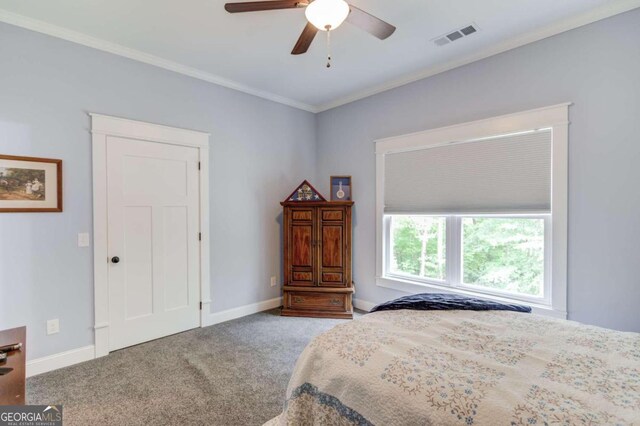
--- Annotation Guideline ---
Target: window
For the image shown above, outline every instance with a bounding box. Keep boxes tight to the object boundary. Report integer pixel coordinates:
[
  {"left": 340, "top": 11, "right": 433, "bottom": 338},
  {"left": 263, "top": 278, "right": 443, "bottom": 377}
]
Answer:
[
  {"left": 461, "top": 217, "right": 545, "bottom": 297},
  {"left": 389, "top": 215, "right": 446, "bottom": 281},
  {"left": 375, "top": 104, "right": 569, "bottom": 316},
  {"left": 385, "top": 214, "right": 549, "bottom": 304}
]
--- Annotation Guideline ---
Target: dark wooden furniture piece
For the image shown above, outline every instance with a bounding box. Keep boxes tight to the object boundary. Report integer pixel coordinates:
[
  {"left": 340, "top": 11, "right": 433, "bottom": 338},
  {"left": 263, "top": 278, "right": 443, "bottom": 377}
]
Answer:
[
  {"left": 281, "top": 200, "right": 354, "bottom": 319},
  {"left": 0, "top": 326, "right": 26, "bottom": 405}
]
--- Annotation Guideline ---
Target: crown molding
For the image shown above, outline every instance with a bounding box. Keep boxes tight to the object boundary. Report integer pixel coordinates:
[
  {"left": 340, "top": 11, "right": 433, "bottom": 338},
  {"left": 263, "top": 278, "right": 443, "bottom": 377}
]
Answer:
[
  {"left": 0, "top": 9, "right": 318, "bottom": 113},
  {"left": 315, "top": 0, "right": 640, "bottom": 112},
  {"left": 1, "top": 1, "right": 639, "bottom": 115}
]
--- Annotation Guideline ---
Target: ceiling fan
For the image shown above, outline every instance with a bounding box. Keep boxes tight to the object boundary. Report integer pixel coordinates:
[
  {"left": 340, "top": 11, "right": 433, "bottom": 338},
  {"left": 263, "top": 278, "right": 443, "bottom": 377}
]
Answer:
[{"left": 224, "top": 0, "right": 396, "bottom": 66}]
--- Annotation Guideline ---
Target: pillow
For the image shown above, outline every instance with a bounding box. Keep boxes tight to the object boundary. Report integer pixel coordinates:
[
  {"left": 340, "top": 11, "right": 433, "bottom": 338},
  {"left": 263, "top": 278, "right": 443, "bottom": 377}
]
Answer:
[{"left": 370, "top": 293, "right": 531, "bottom": 314}]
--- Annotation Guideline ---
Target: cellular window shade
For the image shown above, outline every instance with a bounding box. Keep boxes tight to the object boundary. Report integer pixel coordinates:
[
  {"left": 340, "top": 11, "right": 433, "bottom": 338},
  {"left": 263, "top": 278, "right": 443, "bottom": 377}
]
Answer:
[{"left": 384, "top": 129, "right": 552, "bottom": 214}]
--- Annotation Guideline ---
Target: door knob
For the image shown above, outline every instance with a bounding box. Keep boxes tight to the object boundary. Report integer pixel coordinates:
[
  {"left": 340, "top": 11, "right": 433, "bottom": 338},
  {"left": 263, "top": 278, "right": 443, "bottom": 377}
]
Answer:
[{"left": 111, "top": 256, "right": 120, "bottom": 264}]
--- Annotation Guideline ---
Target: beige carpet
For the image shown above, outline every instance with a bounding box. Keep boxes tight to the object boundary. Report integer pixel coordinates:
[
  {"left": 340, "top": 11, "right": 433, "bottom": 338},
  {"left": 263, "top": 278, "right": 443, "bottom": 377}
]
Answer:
[{"left": 27, "top": 309, "right": 358, "bottom": 425}]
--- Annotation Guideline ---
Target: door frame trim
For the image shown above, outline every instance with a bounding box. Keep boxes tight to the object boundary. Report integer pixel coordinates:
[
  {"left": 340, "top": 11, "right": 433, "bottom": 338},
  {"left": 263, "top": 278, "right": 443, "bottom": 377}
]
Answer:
[{"left": 90, "top": 113, "right": 211, "bottom": 358}]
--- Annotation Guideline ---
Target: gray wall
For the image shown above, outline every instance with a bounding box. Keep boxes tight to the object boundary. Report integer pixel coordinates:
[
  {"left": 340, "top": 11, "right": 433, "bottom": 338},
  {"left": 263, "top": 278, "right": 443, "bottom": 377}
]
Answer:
[
  {"left": 316, "top": 9, "right": 640, "bottom": 332},
  {"left": 0, "top": 22, "right": 317, "bottom": 359}
]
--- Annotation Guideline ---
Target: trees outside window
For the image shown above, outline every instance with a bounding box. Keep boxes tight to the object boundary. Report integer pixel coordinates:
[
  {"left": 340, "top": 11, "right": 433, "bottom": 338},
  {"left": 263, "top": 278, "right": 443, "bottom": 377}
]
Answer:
[
  {"left": 390, "top": 216, "right": 445, "bottom": 281},
  {"left": 387, "top": 215, "right": 545, "bottom": 299}
]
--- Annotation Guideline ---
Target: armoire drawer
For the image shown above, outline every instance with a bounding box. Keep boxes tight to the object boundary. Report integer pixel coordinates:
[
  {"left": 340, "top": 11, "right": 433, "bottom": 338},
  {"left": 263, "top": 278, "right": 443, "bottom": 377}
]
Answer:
[{"left": 285, "top": 292, "right": 348, "bottom": 312}]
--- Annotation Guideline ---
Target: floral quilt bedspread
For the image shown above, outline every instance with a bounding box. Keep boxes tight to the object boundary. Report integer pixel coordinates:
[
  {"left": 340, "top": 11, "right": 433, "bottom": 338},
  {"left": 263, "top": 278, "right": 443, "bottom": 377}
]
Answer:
[{"left": 267, "top": 310, "right": 640, "bottom": 425}]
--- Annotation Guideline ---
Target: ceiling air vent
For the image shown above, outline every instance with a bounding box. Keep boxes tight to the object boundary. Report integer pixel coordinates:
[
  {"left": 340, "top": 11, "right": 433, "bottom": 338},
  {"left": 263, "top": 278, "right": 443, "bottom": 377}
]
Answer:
[
  {"left": 447, "top": 31, "right": 463, "bottom": 42},
  {"left": 433, "top": 37, "right": 450, "bottom": 46},
  {"left": 433, "top": 23, "right": 479, "bottom": 47},
  {"left": 460, "top": 25, "right": 477, "bottom": 36}
]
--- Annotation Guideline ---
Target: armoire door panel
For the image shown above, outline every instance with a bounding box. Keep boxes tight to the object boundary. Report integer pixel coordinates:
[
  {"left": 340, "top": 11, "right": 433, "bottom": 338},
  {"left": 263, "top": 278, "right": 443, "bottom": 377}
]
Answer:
[
  {"left": 321, "top": 226, "right": 343, "bottom": 267},
  {"left": 291, "top": 225, "right": 313, "bottom": 267},
  {"left": 292, "top": 210, "right": 313, "bottom": 221},
  {"left": 292, "top": 271, "right": 314, "bottom": 282},
  {"left": 289, "top": 271, "right": 314, "bottom": 286},
  {"left": 286, "top": 207, "right": 317, "bottom": 286},
  {"left": 322, "top": 272, "right": 343, "bottom": 283},
  {"left": 321, "top": 210, "right": 343, "bottom": 221},
  {"left": 318, "top": 207, "right": 349, "bottom": 287}
]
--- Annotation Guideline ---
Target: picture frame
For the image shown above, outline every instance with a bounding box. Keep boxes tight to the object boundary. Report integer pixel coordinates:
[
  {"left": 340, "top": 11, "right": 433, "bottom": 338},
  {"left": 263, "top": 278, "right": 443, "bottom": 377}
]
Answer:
[
  {"left": 0, "top": 154, "right": 63, "bottom": 212},
  {"left": 284, "top": 180, "right": 326, "bottom": 202},
  {"left": 330, "top": 176, "right": 352, "bottom": 201}
]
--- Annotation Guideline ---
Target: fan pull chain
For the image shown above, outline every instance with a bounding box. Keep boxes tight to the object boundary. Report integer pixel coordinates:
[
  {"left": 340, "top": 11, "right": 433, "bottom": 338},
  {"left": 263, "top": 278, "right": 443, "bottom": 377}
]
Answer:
[{"left": 326, "top": 25, "right": 332, "bottom": 68}]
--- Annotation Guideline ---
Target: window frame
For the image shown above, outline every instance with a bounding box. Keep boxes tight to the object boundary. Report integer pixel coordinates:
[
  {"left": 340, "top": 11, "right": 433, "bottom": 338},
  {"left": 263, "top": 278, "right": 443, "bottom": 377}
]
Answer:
[{"left": 375, "top": 104, "right": 569, "bottom": 318}]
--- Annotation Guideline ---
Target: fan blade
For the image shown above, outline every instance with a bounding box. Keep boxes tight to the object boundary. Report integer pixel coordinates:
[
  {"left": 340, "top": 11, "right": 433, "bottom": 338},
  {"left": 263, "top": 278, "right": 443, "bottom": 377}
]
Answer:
[
  {"left": 346, "top": 5, "right": 396, "bottom": 39},
  {"left": 291, "top": 22, "right": 318, "bottom": 55},
  {"left": 225, "top": 1, "right": 306, "bottom": 13}
]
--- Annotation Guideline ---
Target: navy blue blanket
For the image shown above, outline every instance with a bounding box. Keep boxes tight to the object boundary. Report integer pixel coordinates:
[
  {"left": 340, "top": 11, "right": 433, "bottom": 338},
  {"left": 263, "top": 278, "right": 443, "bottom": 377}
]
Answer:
[{"left": 370, "top": 293, "right": 531, "bottom": 314}]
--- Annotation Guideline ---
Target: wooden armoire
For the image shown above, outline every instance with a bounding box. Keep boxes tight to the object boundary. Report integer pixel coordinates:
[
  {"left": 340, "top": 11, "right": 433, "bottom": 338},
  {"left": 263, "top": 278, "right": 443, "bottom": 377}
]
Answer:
[{"left": 280, "top": 184, "right": 354, "bottom": 319}]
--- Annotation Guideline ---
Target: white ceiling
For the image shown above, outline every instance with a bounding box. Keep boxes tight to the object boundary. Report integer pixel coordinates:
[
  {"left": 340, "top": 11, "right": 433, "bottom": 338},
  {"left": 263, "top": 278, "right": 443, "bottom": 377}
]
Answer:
[{"left": 0, "top": 0, "right": 638, "bottom": 111}]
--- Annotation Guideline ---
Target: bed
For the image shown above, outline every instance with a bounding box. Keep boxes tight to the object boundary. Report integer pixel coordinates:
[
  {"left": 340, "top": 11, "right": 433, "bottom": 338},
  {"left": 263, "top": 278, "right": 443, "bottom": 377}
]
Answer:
[{"left": 267, "top": 294, "right": 640, "bottom": 425}]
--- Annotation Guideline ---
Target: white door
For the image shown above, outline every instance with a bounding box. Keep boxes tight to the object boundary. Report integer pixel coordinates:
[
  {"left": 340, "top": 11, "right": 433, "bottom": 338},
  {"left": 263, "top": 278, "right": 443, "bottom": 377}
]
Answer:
[{"left": 107, "top": 136, "right": 200, "bottom": 351}]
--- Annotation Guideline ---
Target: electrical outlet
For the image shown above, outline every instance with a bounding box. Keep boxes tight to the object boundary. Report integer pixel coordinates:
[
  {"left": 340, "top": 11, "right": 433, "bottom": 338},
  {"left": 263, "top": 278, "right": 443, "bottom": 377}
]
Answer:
[
  {"left": 46, "top": 319, "right": 60, "bottom": 335},
  {"left": 270, "top": 276, "right": 277, "bottom": 287}
]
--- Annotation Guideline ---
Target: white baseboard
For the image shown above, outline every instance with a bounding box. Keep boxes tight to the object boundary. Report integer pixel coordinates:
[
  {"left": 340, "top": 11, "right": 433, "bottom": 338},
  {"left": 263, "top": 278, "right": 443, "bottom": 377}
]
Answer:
[
  {"left": 353, "top": 298, "right": 376, "bottom": 312},
  {"left": 26, "top": 345, "right": 95, "bottom": 378},
  {"left": 204, "top": 297, "right": 282, "bottom": 326}
]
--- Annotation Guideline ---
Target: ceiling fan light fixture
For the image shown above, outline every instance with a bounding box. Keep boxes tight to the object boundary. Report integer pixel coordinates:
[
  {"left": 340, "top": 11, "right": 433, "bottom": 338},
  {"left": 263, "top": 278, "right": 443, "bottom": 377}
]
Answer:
[{"left": 305, "top": 0, "right": 350, "bottom": 31}]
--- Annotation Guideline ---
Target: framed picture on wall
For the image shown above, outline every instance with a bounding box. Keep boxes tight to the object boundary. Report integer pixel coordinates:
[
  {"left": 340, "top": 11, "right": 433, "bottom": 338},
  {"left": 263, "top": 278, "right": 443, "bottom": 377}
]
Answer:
[
  {"left": 0, "top": 155, "right": 63, "bottom": 212},
  {"left": 330, "top": 176, "right": 352, "bottom": 201}
]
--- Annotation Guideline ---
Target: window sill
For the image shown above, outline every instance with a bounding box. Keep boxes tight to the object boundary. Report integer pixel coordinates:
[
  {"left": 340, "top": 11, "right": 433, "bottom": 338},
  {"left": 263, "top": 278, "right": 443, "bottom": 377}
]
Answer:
[{"left": 376, "top": 275, "right": 567, "bottom": 319}]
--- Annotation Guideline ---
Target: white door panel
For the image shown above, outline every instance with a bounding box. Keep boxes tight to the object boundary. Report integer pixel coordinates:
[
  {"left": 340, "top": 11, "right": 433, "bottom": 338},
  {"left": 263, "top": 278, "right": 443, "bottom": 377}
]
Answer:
[
  {"left": 123, "top": 206, "right": 154, "bottom": 320},
  {"left": 107, "top": 136, "right": 200, "bottom": 351},
  {"left": 163, "top": 206, "right": 190, "bottom": 311}
]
